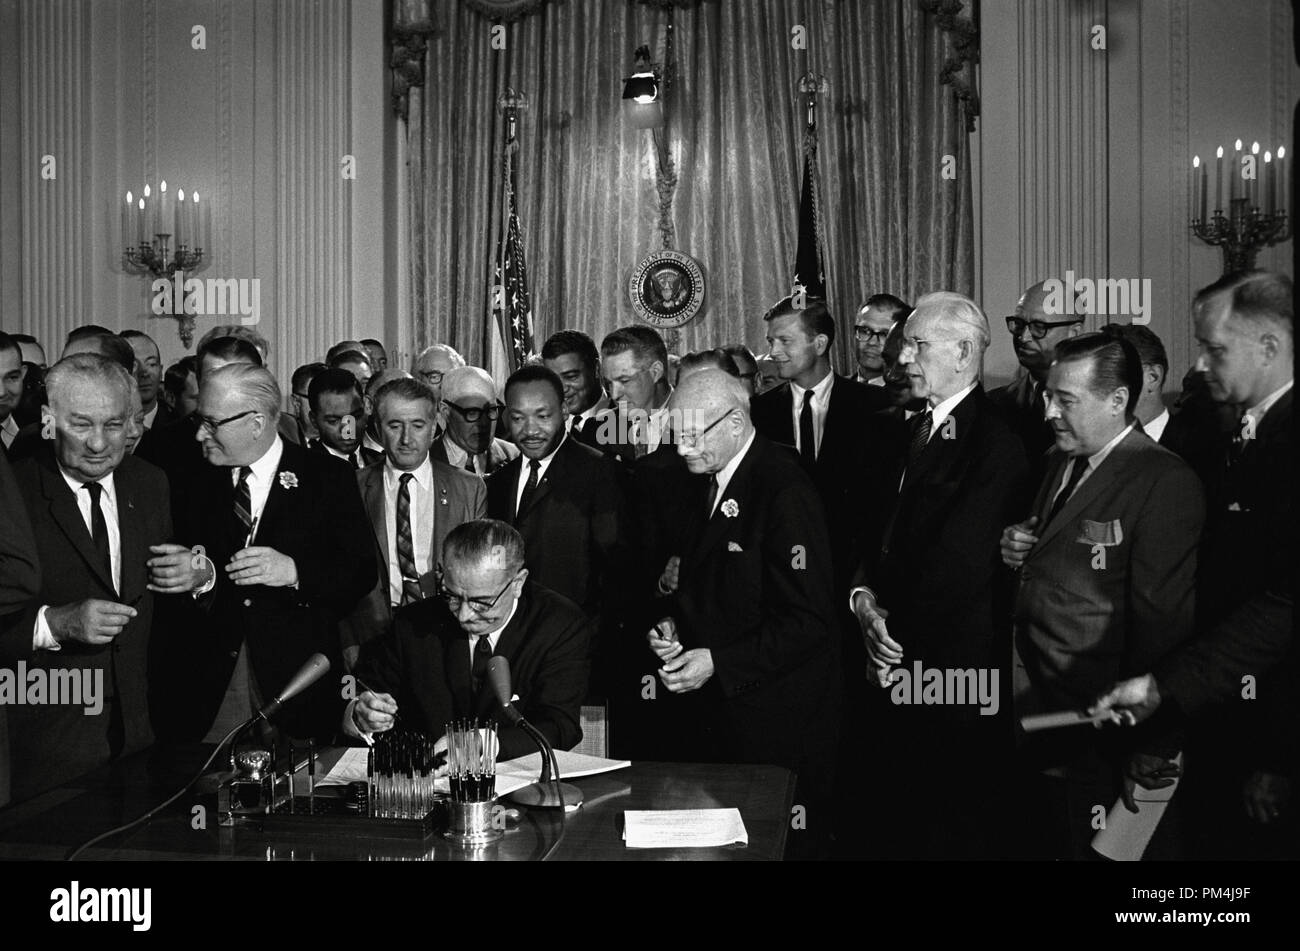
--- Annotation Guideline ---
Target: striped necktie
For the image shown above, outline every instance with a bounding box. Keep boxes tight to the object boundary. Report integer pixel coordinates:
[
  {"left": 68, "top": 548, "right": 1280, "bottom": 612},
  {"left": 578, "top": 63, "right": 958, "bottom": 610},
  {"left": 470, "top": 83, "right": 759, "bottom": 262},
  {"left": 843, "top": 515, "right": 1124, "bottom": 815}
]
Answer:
[
  {"left": 233, "top": 466, "right": 253, "bottom": 534},
  {"left": 395, "top": 472, "right": 422, "bottom": 605}
]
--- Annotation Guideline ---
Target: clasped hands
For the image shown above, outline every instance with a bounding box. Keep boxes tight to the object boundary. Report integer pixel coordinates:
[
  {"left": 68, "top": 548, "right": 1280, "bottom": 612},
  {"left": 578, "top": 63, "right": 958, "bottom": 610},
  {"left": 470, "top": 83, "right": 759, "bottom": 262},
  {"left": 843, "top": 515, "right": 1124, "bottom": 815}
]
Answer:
[
  {"left": 852, "top": 590, "right": 900, "bottom": 688},
  {"left": 646, "top": 616, "right": 714, "bottom": 693}
]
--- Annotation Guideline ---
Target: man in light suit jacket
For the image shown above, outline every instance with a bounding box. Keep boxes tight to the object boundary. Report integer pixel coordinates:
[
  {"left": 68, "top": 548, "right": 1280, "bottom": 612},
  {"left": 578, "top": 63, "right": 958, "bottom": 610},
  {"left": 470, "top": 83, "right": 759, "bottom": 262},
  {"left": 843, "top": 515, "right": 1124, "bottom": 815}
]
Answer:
[
  {"left": 429, "top": 366, "right": 518, "bottom": 476},
  {"left": 647, "top": 369, "right": 840, "bottom": 857},
  {"left": 1, "top": 355, "right": 180, "bottom": 802},
  {"left": 1002, "top": 333, "right": 1204, "bottom": 860},
  {"left": 348, "top": 520, "right": 590, "bottom": 761},
  {"left": 341, "top": 378, "right": 485, "bottom": 668}
]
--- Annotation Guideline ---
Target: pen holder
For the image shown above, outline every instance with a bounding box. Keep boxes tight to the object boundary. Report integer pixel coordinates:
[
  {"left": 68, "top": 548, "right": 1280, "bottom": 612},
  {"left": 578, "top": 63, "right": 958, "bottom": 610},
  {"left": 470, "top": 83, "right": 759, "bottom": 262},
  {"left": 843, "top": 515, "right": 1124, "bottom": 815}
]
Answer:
[
  {"left": 444, "top": 799, "right": 503, "bottom": 846},
  {"left": 441, "top": 720, "right": 501, "bottom": 846}
]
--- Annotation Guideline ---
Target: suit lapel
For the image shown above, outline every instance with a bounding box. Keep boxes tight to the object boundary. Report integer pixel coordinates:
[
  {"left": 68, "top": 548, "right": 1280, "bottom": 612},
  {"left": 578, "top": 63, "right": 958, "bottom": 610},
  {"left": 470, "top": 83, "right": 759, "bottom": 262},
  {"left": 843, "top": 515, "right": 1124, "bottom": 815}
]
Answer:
[
  {"left": 685, "top": 438, "right": 759, "bottom": 573},
  {"left": 772, "top": 385, "right": 796, "bottom": 445},
  {"left": 442, "top": 626, "right": 475, "bottom": 716},
  {"left": 41, "top": 460, "right": 117, "bottom": 595},
  {"left": 363, "top": 466, "right": 390, "bottom": 586},
  {"left": 1033, "top": 428, "right": 1147, "bottom": 550},
  {"left": 518, "top": 443, "right": 566, "bottom": 521},
  {"left": 114, "top": 465, "right": 148, "bottom": 603}
]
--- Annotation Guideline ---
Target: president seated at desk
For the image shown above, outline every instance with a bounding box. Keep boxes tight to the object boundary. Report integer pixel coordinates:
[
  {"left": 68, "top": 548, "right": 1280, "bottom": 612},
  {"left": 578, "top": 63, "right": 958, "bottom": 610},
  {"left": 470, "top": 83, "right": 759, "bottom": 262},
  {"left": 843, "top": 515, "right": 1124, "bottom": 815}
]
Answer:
[{"left": 344, "top": 519, "right": 591, "bottom": 763}]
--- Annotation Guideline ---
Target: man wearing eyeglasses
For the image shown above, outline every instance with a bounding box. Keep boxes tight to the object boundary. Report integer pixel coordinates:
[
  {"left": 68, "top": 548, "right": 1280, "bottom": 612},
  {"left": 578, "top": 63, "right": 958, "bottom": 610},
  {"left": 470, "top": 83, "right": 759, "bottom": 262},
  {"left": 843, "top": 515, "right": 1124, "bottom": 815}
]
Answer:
[
  {"left": 285, "top": 362, "right": 326, "bottom": 447},
  {"left": 411, "top": 343, "right": 465, "bottom": 404},
  {"left": 853, "top": 294, "right": 911, "bottom": 387},
  {"left": 347, "top": 519, "right": 590, "bottom": 763},
  {"left": 990, "top": 281, "right": 1085, "bottom": 484},
  {"left": 159, "top": 363, "right": 376, "bottom": 744},
  {"left": 430, "top": 366, "right": 519, "bottom": 476}
]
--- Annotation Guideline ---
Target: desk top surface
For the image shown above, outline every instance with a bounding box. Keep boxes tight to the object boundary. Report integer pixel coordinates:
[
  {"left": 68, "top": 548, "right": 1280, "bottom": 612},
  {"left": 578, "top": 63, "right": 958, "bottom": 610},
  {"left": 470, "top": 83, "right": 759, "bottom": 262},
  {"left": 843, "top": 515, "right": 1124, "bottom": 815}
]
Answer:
[{"left": 0, "top": 746, "right": 794, "bottom": 861}]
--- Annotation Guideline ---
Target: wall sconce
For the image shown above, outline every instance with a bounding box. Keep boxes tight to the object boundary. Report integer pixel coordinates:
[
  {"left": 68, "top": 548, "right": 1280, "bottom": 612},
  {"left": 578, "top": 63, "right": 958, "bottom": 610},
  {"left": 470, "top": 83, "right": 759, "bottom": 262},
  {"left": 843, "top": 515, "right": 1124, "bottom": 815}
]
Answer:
[{"left": 622, "top": 45, "right": 664, "bottom": 129}]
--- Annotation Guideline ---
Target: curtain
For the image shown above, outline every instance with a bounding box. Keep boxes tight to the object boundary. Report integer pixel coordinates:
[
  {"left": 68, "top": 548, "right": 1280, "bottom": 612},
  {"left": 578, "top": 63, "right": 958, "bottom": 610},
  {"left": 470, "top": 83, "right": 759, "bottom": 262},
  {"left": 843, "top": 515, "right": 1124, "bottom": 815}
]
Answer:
[{"left": 404, "top": 0, "right": 974, "bottom": 372}]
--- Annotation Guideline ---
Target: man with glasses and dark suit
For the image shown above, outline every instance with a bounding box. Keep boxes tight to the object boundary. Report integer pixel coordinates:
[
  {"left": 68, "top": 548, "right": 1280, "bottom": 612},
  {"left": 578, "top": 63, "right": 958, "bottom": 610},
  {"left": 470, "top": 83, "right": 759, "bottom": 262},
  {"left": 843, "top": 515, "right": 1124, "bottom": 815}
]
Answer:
[
  {"left": 411, "top": 344, "right": 465, "bottom": 404},
  {"left": 852, "top": 294, "right": 911, "bottom": 387},
  {"left": 430, "top": 366, "right": 519, "bottom": 476},
  {"left": 990, "top": 281, "right": 1086, "bottom": 485},
  {"left": 346, "top": 519, "right": 590, "bottom": 763}
]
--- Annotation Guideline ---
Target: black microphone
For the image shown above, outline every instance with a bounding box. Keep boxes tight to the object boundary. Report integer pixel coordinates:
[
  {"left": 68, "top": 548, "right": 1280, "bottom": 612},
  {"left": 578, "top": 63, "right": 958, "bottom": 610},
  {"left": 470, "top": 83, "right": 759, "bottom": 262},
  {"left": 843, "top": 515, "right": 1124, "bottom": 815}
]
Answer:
[
  {"left": 257, "top": 652, "right": 331, "bottom": 721},
  {"left": 485, "top": 656, "right": 582, "bottom": 811}
]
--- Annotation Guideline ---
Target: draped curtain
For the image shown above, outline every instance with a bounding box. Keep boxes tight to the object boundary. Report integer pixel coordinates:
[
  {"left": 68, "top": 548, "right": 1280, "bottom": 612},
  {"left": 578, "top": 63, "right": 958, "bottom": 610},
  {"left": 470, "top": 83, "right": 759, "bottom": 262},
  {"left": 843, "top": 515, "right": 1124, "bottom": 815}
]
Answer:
[{"left": 404, "top": 0, "right": 974, "bottom": 372}]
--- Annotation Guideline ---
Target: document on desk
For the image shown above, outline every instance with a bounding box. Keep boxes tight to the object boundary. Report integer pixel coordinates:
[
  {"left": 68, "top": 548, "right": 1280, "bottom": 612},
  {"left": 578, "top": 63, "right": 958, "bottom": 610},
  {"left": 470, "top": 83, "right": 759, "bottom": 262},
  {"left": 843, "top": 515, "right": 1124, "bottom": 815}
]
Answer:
[
  {"left": 1091, "top": 752, "right": 1184, "bottom": 861},
  {"left": 316, "top": 747, "right": 629, "bottom": 791},
  {"left": 623, "top": 808, "right": 749, "bottom": 849}
]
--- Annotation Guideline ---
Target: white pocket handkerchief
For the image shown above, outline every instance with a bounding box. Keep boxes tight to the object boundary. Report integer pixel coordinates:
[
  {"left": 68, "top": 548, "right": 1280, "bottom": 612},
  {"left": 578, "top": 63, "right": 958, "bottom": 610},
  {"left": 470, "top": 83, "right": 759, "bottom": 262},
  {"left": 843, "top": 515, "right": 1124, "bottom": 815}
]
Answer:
[{"left": 727, "top": 541, "right": 744, "bottom": 552}]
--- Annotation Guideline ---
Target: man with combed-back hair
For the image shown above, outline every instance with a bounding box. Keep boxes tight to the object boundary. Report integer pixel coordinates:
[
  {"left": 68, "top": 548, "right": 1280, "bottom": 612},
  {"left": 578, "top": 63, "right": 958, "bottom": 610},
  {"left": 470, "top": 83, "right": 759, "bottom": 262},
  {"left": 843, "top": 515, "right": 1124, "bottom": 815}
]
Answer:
[{"left": 347, "top": 519, "right": 591, "bottom": 762}]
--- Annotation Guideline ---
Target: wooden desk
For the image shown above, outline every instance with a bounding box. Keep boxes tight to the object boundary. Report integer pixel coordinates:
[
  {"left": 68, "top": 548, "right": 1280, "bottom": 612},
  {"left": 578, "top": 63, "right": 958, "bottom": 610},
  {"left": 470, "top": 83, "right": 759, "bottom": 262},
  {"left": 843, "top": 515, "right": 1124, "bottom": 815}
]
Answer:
[{"left": 0, "top": 746, "right": 793, "bottom": 861}]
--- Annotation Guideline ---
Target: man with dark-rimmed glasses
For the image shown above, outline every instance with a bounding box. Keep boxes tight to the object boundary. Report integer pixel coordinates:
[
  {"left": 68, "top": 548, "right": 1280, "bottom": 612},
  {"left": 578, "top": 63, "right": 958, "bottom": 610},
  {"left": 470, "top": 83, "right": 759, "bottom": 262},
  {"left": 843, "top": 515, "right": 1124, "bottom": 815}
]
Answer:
[
  {"left": 431, "top": 366, "right": 519, "bottom": 476},
  {"left": 346, "top": 519, "right": 590, "bottom": 764},
  {"left": 990, "top": 280, "right": 1085, "bottom": 484}
]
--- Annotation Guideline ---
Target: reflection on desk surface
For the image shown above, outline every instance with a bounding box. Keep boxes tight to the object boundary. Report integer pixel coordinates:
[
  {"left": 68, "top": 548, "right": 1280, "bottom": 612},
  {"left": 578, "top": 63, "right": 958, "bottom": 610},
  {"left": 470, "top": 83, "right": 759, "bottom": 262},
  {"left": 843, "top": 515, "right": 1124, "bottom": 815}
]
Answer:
[{"left": 0, "top": 745, "right": 794, "bottom": 861}]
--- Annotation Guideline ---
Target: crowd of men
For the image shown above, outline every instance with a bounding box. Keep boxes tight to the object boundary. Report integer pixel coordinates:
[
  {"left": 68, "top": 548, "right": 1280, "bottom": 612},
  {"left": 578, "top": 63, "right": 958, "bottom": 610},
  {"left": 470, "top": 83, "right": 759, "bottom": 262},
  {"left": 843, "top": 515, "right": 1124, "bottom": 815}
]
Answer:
[{"left": 0, "top": 268, "right": 1292, "bottom": 861}]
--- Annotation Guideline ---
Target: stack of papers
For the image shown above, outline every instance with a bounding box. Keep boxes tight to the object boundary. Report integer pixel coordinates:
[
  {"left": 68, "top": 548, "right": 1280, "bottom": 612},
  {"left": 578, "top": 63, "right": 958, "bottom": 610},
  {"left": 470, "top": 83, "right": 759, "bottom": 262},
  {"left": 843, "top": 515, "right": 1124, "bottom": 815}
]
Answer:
[{"left": 623, "top": 808, "right": 749, "bottom": 849}]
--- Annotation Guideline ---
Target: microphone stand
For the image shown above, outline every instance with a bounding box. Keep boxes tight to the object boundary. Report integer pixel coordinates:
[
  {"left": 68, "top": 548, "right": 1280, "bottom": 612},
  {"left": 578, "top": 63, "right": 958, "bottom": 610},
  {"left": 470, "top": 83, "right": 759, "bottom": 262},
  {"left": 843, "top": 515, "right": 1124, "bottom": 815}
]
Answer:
[{"left": 505, "top": 717, "right": 583, "bottom": 811}]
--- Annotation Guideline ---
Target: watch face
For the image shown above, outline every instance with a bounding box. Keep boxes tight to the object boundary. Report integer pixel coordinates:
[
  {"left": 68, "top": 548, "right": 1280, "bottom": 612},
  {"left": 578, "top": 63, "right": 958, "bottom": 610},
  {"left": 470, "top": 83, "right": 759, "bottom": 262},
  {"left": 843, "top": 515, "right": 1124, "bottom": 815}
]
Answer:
[{"left": 629, "top": 250, "right": 705, "bottom": 328}]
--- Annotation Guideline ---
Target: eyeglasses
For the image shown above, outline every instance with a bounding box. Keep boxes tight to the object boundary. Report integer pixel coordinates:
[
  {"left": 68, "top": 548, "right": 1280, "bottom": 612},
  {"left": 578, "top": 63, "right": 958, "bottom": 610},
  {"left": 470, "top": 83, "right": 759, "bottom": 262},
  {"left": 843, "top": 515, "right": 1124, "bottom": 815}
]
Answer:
[
  {"left": 292, "top": 391, "right": 310, "bottom": 401},
  {"left": 417, "top": 370, "right": 445, "bottom": 385},
  {"left": 678, "top": 410, "right": 732, "bottom": 449},
  {"left": 444, "top": 401, "right": 503, "bottom": 423},
  {"left": 853, "top": 327, "right": 892, "bottom": 344},
  {"left": 436, "top": 570, "right": 517, "bottom": 615},
  {"left": 1005, "top": 316, "right": 1083, "bottom": 340},
  {"left": 197, "top": 409, "right": 257, "bottom": 436}
]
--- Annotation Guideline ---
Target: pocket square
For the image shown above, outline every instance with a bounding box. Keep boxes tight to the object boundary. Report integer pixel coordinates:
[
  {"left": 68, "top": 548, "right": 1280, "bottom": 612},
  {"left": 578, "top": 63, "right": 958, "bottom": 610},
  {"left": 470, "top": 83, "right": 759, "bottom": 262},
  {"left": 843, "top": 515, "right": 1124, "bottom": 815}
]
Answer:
[
  {"left": 727, "top": 541, "right": 744, "bottom": 552},
  {"left": 1076, "top": 518, "right": 1123, "bottom": 546}
]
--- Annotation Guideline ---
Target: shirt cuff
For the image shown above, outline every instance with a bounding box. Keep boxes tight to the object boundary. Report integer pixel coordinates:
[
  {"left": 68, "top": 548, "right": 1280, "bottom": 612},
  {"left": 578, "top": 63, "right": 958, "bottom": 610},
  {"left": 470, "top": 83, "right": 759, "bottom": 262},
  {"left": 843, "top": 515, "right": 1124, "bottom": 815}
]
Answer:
[
  {"left": 847, "top": 585, "right": 878, "bottom": 614},
  {"left": 341, "top": 699, "right": 374, "bottom": 744},
  {"left": 33, "top": 605, "right": 61, "bottom": 651}
]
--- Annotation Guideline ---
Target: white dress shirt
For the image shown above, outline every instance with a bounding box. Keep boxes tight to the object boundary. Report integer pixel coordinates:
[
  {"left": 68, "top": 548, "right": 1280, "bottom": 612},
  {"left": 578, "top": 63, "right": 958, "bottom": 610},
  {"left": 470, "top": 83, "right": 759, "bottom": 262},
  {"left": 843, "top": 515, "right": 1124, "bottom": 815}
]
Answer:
[
  {"left": 441, "top": 436, "right": 486, "bottom": 475},
  {"left": 383, "top": 457, "right": 435, "bottom": 606},
  {"left": 1242, "top": 379, "right": 1294, "bottom": 431},
  {"left": 142, "top": 403, "right": 159, "bottom": 430},
  {"left": 789, "top": 369, "right": 836, "bottom": 459},
  {"left": 569, "top": 398, "right": 609, "bottom": 435},
  {"left": 709, "top": 430, "right": 757, "bottom": 517},
  {"left": 33, "top": 467, "right": 122, "bottom": 650},
  {"left": 514, "top": 434, "right": 565, "bottom": 514},
  {"left": 925, "top": 382, "right": 978, "bottom": 444},
  {"left": 1143, "top": 409, "right": 1170, "bottom": 444},
  {"left": 1050, "top": 423, "right": 1135, "bottom": 510},
  {"left": 234, "top": 436, "right": 285, "bottom": 539},
  {"left": 320, "top": 441, "right": 356, "bottom": 466}
]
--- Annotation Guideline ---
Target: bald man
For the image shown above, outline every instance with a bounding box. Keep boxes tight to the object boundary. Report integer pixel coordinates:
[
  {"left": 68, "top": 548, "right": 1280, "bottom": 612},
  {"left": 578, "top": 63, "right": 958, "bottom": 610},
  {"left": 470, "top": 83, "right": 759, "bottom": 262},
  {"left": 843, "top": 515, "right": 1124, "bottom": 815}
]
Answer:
[
  {"left": 990, "top": 281, "right": 1085, "bottom": 484},
  {"left": 411, "top": 344, "right": 465, "bottom": 404},
  {"left": 430, "top": 366, "right": 519, "bottom": 476},
  {"left": 646, "top": 369, "right": 840, "bottom": 856}
]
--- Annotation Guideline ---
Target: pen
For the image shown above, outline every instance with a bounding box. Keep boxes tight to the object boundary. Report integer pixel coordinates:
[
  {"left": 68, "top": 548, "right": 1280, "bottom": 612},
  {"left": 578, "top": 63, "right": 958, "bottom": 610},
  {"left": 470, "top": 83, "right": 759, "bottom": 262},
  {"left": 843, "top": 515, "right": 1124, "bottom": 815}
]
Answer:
[
  {"left": 307, "top": 739, "right": 316, "bottom": 815},
  {"left": 244, "top": 515, "right": 260, "bottom": 550}
]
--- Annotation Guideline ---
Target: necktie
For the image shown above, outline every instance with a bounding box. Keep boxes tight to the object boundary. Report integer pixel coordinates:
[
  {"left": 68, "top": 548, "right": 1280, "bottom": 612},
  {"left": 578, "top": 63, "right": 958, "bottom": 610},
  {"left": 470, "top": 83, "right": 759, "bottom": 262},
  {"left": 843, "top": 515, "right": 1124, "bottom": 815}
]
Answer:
[
  {"left": 464, "top": 456, "right": 477, "bottom": 474},
  {"left": 907, "top": 410, "right": 933, "bottom": 470},
  {"left": 704, "top": 474, "right": 719, "bottom": 519},
  {"left": 395, "top": 473, "right": 421, "bottom": 605},
  {"left": 1044, "top": 456, "right": 1088, "bottom": 526},
  {"left": 471, "top": 635, "right": 493, "bottom": 696},
  {"left": 348, "top": 450, "right": 359, "bottom": 469},
  {"left": 799, "top": 389, "right": 816, "bottom": 465},
  {"left": 233, "top": 466, "right": 253, "bottom": 534},
  {"left": 517, "top": 459, "right": 540, "bottom": 519},
  {"left": 84, "top": 482, "right": 113, "bottom": 585}
]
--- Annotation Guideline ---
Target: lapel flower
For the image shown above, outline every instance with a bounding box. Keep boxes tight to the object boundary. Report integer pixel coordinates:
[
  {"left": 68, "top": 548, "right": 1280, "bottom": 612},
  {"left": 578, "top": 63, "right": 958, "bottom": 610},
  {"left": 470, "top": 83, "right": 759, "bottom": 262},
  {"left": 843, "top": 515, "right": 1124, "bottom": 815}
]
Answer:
[
  {"left": 279, "top": 471, "right": 299, "bottom": 490},
  {"left": 721, "top": 499, "right": 739, "bottom": 518}
]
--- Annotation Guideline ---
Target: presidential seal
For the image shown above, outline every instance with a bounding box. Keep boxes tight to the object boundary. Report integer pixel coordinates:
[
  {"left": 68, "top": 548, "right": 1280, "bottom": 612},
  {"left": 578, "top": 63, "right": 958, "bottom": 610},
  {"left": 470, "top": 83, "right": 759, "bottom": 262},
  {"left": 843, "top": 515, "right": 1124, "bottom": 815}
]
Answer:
[{"left": 628, "top": 250, "right": 705, "bottom": 328}]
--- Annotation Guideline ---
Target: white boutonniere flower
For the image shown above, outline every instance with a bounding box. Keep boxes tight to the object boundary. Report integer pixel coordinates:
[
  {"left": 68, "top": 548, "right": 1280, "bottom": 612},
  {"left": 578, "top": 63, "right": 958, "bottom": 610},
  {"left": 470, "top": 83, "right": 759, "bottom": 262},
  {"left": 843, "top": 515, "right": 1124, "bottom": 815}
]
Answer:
[
  {"left": 721, "top": 499, "right": 739, "bottom": 518},
  {"left": 279, "top": 471, "right": 299, "bottom": 490}
]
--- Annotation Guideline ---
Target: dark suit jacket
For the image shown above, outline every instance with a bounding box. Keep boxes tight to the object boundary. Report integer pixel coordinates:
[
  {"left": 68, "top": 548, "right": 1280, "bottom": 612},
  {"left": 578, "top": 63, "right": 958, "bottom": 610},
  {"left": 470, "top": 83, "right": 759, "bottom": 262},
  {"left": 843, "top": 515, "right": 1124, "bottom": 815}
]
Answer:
[
  {"left": 0, "top": 450, "right": 43, "bottom": 806},
  {"left": 307, "top": 439, "right": 382, "bottom": 469},
  {"left": 173, "top": 439, "right": 377, "bottom": 741},
  {"left": 857, "top": 387, "right": 1030, "bottom": 682},
  {"left": 1, "top": 449, "right": 170, "bottom": 802},
  {"left": 340, "top": 457, "right": 486, "bottom": 654},
  {"left": 1156, "top": 390, "right": 1294, "bottom": 751},
  {"left": 134, "top": 412, "right": 204, "bottom": 515},
  {"left": 750, "top": 375, "right": 889, "bottom": 592},
  {"left": 352, "top": 582, "right": 590, "bottom": 760},
  {"left": 661, "top": 433, "right": 840, "bottom": 769},
  {"left": 486, "top": 435, "right": 627, "bottom": 626},
  {"left": 989, "top": 371, "right": 1055, "bottom": 486},
  {"left": 1014, "top": 429, "right": 1204, "bottom": 727}
]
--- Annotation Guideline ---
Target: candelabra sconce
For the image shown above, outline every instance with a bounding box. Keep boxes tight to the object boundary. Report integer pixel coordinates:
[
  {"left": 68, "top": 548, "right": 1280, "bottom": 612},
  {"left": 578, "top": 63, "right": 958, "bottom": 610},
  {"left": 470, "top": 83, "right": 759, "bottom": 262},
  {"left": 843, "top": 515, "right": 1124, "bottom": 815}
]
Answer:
[
  {"left": 1191, "top": 202, "right": 1290, "bottom": 275},
  {"left": 121, "top": 182, "right": 210, "bottom": 347},
  {"left": 1189, "top": 142, "right": 1290, "bottom": 276}
]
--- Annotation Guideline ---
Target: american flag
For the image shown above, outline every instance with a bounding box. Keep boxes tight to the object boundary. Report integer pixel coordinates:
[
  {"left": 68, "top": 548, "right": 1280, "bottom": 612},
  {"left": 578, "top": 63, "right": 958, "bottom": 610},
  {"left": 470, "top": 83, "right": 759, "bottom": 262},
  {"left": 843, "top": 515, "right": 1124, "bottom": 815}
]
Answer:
[
  {"left": 792, "top": 128, "right": 827, "bottom": 299},
  {"left": 491, "top": 139, "right": 536, "bottom": 378}
]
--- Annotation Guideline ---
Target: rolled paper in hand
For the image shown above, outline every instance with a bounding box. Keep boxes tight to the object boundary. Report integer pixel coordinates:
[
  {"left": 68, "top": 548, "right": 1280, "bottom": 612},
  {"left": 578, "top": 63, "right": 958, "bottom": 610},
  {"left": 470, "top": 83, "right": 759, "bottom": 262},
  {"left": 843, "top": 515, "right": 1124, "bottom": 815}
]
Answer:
[{"left": 1019, "top": 709, "right": 1112, "bottom": 733}]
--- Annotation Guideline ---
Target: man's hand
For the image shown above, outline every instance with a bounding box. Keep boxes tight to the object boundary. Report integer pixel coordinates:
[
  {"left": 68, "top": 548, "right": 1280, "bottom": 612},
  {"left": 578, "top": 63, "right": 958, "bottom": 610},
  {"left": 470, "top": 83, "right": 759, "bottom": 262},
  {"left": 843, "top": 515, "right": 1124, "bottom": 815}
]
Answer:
[
  {"left": 226, "top": 546, "right": 298, "bottom": 587},
  {"left": 647, "top": 617, "right": 682, "bottom": 662},
  {"left": 45, "top": 599, "right": 138, "bottom": 646},
  {"left": 432, "top": 733, "right": 449, "bottom": 779},
  {"left": 852, "top": 591, "right": 900, "bottom": 686},
  {"left": 147, "top": 543, "right": 212, "bottom": 594},
  {"left": 656, "top": 555, "right": 681, "bottom": 596},
  {"left": 1089, "top": 674, "right": 1162, "bottom": 727},
  {"left": 1000, "top": 516, "right": 1040, "bottom": 569},
  {"left": 1242, "top": 771, "right": 1291, "bottom": 824},
  {"left": 1121, "top": 752, "right": 1182, "bottom": 813},
  {"left": 353, "top": 690, "right": 398, "bottom": 734},
  {"left": 342, "top": 645, "right": 360, "bottom": 673},
  {"left": 659, "top": 648, "right": 714, "bottom": 693}
]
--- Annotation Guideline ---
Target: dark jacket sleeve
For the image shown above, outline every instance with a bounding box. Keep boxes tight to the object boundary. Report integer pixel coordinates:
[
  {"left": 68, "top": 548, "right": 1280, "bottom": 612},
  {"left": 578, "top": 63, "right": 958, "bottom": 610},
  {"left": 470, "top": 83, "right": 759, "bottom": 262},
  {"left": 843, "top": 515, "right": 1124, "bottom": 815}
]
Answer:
[
  {"left": 498, "top": 611, "right": 591, "bottom": 760},
  {"left": 294, "top": 460, "right": 378, "bottom": 614},
  {"left": 0, "top": 452, "right": 40, "bottom": 621}
]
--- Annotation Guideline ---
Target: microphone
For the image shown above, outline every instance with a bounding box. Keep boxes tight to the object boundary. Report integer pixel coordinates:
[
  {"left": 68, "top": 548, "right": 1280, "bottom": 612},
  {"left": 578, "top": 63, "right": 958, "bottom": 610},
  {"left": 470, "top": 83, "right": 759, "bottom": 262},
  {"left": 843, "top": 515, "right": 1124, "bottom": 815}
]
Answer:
[
  {"left": 257, "top": 652, "right": 331, "bottom": 721},
  {"left": 485, "top": 656, "right": 582, "bottom": 811}
]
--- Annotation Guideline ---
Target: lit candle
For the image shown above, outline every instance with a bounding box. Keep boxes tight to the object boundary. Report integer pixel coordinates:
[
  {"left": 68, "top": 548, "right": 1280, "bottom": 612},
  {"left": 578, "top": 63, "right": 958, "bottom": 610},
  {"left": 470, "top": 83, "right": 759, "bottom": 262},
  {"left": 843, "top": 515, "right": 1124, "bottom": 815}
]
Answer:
[
  {"left": 1232, "top": 139, "right": 1242, "bottom": 203},
  {"left": 193, "top": 192, "right": 204, "bottom": 251},
  {"left": 1197, "top": 156, "right": 1207, "bottom": 222},
  {"left": 176, "top": 189, "right": 186, "bottom": 245},
  {"left": 122, "top": 192, "right": 132, "bottom": 249},
  {"left": 142, "top": 184, "right": 152, "bottom": 239},
  {"left": 1215, "top": 146, "right": 1223, "bottom": 214},
  {"left": 1251, "top": 142, "right": 1260, "bottom": 210},
  {"left": 1263, "top": 152, "right": 1273, "bottom": 214},
  {"left": 1279, "top": 146, "right": 1288, "bottom": 216},
  {"left": 137, "top": 197, "right": 146, "bottom": 245},
  {"left": 159, "top": 180, "right": 171, "bottom": 236}
]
